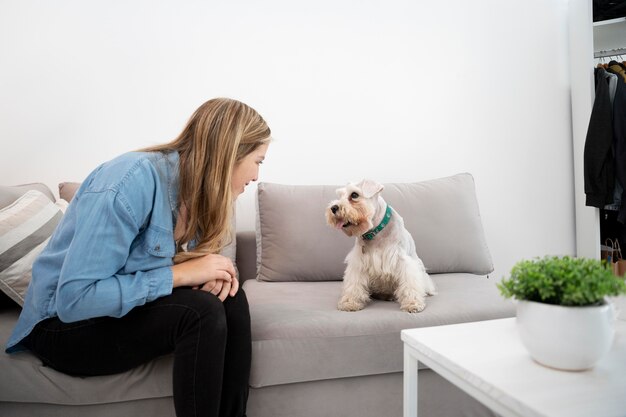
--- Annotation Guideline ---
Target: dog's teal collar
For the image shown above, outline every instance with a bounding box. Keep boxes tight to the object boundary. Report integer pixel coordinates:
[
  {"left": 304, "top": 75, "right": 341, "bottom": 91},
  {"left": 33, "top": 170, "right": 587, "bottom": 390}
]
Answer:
[{"left": 362, "top": 205, "right": 392, "bottom": 241}]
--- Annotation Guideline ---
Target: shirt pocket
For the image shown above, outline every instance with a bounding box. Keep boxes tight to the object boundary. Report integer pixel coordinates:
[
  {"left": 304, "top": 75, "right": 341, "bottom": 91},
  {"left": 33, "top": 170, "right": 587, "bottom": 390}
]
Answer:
[{"left": 142, "top": 225, "right": 176, "bottom": 257}]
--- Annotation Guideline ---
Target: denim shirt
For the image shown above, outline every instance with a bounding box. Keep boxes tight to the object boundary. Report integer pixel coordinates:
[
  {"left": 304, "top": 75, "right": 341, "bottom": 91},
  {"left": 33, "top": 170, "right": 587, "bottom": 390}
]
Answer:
[{"left": 6, "top": 151, "right": 180, "bottom": 353}]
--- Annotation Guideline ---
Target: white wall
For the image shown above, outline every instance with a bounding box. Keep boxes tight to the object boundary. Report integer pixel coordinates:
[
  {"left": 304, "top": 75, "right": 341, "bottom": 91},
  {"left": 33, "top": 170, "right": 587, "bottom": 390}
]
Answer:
[
  {"left": 569, "top": 0, "right": 599, "bottom": 260},
  {"left": 1, "top": 0, "right": 575, "bottom": 280}
]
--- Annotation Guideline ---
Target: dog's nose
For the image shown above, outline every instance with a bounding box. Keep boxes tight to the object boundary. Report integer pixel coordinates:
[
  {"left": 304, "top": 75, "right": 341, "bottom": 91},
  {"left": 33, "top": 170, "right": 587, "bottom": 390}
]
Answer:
[{"left": 331, "top": 205, "right": 339, "bottom": 214}]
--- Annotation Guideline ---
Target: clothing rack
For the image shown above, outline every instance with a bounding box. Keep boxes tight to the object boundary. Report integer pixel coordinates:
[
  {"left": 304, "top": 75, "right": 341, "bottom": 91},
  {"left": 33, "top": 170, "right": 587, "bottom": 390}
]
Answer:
[{"left": 594, "top": 47, "right": 626, "bottom": 59}]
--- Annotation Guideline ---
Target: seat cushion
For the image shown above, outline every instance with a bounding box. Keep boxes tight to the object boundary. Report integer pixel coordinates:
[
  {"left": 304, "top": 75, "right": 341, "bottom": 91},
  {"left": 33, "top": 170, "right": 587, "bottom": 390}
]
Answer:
[
  {"left": 0, "top": 307, "right": 174, "bottom": 405},
  {"left": 243, "top": 274, "right": 514, "bottom": 388}
]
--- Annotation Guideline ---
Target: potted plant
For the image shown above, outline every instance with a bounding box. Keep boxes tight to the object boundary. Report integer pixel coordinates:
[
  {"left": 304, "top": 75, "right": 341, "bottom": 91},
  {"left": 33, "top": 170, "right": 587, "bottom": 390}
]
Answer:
[{"left": 497, "top": 255, "right": 626, "bottom": 371}]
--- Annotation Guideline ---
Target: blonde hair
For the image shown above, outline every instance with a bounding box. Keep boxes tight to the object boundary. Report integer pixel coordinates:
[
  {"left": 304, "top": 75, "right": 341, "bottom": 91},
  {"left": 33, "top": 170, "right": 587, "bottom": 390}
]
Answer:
[{"left": 142, "top": 98, "right": 271, "bottom": 263}]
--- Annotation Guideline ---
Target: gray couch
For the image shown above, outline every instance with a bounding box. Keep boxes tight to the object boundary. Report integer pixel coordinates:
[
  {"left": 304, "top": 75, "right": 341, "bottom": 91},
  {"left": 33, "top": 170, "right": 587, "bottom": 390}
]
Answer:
[{"left": 0, "top": 174, "right": 515, "bottom": 417}]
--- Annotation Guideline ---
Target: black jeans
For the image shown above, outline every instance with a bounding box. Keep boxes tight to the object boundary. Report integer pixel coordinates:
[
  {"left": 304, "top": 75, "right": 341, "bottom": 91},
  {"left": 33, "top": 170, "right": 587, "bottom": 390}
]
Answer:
[{"left": 26, "top": 288, "right": 252, "bottom": 417}]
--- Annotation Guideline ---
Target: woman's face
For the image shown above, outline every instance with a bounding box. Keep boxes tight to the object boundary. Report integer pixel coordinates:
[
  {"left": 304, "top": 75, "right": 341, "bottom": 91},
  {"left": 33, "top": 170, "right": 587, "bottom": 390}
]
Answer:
[{"left": 231, "top": 142, "right": 269, "bottom": 198}]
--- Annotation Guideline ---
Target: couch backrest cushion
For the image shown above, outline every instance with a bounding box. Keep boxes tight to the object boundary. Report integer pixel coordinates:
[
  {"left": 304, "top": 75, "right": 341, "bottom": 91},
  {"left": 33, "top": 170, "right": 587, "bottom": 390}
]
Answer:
[
  {"left": 0, "top": 183, "right": 55, "bottom": 209},
  {"left": 56, "top": 181, "right": 239, "bottom": 274},
  {"left": 58, "top": 181, "right": 82, "bottom": 202},
  {"left": 0, "top": 190, "right": 67, "bottom": 306},
  {"left": 255, "top": 173, "right": 493, "bottom": 282}
]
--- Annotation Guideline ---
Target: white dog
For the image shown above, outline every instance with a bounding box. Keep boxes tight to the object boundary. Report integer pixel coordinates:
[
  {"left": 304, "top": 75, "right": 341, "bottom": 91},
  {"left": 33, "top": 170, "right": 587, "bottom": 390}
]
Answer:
[{"left": 326, "top": 179, "right": 436, "bottom": 312}]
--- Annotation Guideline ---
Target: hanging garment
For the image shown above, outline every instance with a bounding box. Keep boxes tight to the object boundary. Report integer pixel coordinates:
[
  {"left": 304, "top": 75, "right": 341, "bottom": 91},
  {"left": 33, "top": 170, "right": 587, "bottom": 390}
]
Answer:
[
  {"left": 602, "top": 70, "right": 620, "bottom": 211},
  {"left": 609, "top": 67, "right": 626, "bottom": 223},
  {"left": 605, "top": 70, "right": 619, "bottom": 106},
  {"left": 609, "top": 62, "right": 626, "bottom": 83},
  {"left": 584, "top": 67, "right": 615, "bottom": 208}
]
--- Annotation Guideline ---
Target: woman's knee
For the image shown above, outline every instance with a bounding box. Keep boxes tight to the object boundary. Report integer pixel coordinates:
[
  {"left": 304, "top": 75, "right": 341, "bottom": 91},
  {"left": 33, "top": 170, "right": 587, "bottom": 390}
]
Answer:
[
  {"left": 171, "top": 289, "right": 227, "bottom": 334},
  {"left": 222, "top": 288, "right": 251, "bottom": 331},
  {"left": 223, "top": 288, "right": 249, "bottom": 314}
]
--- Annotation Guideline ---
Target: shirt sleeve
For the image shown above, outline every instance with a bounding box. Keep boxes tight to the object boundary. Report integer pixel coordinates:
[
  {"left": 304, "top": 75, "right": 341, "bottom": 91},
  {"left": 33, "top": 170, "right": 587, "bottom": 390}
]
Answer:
[{"left": 55, "top": 188, "right": 173, "bottom": 323}]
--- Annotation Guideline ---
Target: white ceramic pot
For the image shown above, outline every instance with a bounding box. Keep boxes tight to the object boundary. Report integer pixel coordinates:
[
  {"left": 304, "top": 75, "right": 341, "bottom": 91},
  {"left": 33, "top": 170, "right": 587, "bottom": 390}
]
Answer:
[{"left": 516, "top": 300, "right": 615, "bottom": 371}]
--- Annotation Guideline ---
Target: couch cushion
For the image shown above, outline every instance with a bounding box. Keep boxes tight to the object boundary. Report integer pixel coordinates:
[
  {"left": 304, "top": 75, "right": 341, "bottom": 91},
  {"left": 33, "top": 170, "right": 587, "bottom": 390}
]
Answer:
[
  {"left": 0, "top": 191, "right": 66, "bottom": 306},
  {"left": 0, "top": 183, "right": 55, "bottom": 209},
  {"left": 236, "top": 231, "right": 257, "bottom": 283},
  {"left": 0, "top": 184, "right": 55, "bottom": 310},
  {"left": 58, "top": 182, "right": 82, "bottom": 202},
  {"left": 56, "top": 181, "right": 238, "bottom": 273},
  {"left": 255, "top": 173, "right": 493, "bottom": 282},
  {"left": 243, "top": 275, "right": 514, "bottom": 388},
  {"left": 0, "top": 307, "right": 174, "bottom": 405}
]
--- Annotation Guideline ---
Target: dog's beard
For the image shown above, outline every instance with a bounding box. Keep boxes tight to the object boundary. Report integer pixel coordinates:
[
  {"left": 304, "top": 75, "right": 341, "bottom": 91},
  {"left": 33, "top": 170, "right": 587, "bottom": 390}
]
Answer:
[{"left": 326, "top": 205, "right": 373, "bottom": 237}]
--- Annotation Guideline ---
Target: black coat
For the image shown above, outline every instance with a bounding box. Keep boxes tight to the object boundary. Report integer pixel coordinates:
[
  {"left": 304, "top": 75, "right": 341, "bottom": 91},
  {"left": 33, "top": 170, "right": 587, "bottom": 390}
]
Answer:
[
  {"left": 609, "top": 66, "right": 626, "bottom": 222},
  {"left": 584, "top": 68, "right": 614, "bottom": 208}
]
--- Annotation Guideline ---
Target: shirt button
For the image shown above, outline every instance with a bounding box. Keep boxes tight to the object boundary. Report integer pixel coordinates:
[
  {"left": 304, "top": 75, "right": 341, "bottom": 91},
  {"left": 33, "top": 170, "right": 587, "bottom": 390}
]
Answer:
[{"left": 155, "top": 245, "right": 161, "bottom": 251}]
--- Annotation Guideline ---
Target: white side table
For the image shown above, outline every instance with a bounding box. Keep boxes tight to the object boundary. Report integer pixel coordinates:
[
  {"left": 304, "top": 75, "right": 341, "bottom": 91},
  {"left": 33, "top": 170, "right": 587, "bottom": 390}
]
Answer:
[{"left": 402, "top": 318, "right": 626, "bottom": 417}]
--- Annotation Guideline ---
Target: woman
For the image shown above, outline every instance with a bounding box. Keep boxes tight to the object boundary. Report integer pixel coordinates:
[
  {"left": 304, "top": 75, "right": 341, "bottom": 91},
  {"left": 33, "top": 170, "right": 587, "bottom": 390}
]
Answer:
[{"left": 6, "top": 98, "right": 271, "bottom": 417}]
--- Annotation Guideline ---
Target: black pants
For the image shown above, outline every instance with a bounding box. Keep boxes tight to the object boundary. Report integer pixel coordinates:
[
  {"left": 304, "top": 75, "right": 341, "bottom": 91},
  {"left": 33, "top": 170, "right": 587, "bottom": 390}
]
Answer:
[{"left": 26, "top": 288, "right": 252, "bottom": 417}]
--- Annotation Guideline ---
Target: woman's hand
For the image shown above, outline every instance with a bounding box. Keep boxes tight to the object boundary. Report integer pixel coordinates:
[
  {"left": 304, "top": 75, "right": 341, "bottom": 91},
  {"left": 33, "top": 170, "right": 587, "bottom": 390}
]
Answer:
[
  {"left": 171, "top": 254, "right": 237, "bottom": 296},
  {"left": 197, "top": 276, "right": 239, "bottom": 301}
]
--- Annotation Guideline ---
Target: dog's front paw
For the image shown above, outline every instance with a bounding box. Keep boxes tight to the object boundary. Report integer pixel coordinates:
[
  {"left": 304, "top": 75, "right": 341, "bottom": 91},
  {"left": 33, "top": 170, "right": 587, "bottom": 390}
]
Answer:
[
  {"left": 338, "top": 298, "right": 365, "bottom": 312},
  {"left": 400, "top": 300, "right": 426, "bottom": 313}
]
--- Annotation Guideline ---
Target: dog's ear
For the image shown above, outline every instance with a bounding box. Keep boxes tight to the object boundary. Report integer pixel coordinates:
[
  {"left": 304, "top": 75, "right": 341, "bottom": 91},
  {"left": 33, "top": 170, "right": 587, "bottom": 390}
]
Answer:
[
  {"left": 335, "top": 187, "right": 347, "bottom": 198},
  {"left": 357, "top": 179, "right": 384, "bottom": 198}
]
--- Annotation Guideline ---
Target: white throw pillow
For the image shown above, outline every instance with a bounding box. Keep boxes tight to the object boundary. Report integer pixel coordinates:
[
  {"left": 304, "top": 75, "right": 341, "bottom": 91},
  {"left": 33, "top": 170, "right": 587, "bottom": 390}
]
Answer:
[{"left": 0, "top": 190, "right": 65, "bottom": 306}]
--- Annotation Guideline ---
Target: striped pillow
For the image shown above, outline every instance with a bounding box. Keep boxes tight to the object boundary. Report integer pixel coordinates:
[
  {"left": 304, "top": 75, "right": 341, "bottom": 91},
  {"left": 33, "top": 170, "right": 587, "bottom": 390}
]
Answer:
[{"left": 0, "top": 190, "right": 64, "bottom": 306}]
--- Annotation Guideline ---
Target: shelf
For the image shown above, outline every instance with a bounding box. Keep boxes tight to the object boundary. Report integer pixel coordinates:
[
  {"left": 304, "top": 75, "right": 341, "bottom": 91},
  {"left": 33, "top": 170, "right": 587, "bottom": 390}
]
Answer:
[{"left": 594, "top": 17, "right": 626, "bottom": 27}]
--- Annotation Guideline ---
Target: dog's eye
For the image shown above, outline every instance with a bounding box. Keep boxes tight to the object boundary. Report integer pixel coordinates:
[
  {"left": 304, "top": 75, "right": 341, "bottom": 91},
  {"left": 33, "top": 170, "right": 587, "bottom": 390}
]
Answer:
[{"left": 350, "top": 192, "right": 359, "bottom": 199}]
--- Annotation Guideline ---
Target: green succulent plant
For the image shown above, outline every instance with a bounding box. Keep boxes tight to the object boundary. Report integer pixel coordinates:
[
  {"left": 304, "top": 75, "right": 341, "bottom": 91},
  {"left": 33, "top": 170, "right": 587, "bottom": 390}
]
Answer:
[{"left": 497, "top": 256, "right": 626, "bottom": 306}]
